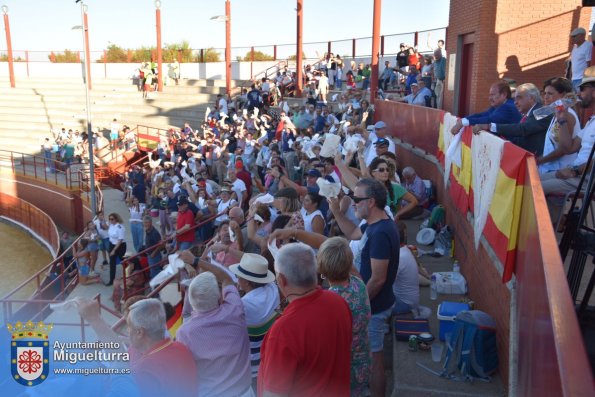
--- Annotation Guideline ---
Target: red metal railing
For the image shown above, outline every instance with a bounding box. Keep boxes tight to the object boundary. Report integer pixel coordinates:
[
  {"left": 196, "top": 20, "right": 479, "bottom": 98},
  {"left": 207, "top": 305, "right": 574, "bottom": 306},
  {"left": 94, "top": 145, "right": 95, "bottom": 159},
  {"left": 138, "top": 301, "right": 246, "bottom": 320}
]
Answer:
[
  {"left": 120, "top": 209, "right": 226, "bottom": 302},
  {"left": 0, "top": 26, "right": 446, "bottom": 70}
]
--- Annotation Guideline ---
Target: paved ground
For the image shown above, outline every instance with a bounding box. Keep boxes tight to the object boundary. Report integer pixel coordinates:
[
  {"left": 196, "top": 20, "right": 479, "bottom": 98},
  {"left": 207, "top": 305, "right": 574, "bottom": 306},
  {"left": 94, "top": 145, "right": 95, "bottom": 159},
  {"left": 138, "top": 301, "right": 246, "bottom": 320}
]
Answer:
[{"left": 393, "top": 219, "right": 506, "bottom": 396}]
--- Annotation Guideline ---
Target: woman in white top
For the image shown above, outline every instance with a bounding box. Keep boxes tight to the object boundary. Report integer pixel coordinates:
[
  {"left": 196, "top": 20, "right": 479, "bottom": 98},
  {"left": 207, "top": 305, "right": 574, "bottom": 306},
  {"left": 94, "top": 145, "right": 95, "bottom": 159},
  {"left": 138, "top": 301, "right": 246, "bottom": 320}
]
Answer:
[
  {"left": 537, "top": 77, "right": 580, "bottom": 175},
  {"left": 107, "top": 213, "right": 127, "bottom": 286},
  {"left": 215, "top": 186, "right": 237, "bottom": 226},
  {"left": 128, "top": 196, "right": 146, "bottom": 253},
  {"left": 300, "top": 192, "right": 325, "bottom": 235}
]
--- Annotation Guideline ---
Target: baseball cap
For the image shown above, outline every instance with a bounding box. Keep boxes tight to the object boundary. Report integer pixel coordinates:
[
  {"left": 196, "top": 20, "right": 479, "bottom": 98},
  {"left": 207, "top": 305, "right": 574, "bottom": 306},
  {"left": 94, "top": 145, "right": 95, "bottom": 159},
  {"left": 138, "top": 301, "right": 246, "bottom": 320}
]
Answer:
[
  {"left": 570, "top": 27, "right": 586, "bottom": 36},
  {"left": 274, "top": 187, "right": 298, "bottom": 200},
  {"left": 307, "top": 169, "right": 322, "bottom": 178},
  {"left": 411, "top": 82, "right": 419, "bottom": 87},
  {"left": 374, "top": 121, "right": 387, "bottom": 129},
  {"left": 374, "top": 138, "right": 389, "bottom": 147}
]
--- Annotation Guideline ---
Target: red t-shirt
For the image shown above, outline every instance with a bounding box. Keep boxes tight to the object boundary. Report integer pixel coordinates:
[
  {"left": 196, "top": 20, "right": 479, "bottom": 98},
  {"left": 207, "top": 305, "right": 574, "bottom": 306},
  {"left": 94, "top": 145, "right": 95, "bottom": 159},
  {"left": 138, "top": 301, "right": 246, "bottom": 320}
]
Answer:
[
  {"left": 130, "top": 339, "right": 198, "bottom": 397},
  {"left": 257, "top": 288, "right": 352, "bottom": 397},
  {"left": 176, "top": 208, "right": 195, "bottom": 243}
]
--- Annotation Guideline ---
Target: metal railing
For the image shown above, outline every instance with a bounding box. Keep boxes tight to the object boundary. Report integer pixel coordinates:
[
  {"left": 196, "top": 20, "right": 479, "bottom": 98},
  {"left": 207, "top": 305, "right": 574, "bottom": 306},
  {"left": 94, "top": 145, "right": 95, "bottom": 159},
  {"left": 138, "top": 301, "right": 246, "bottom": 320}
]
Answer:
[
  {"left": 0, "top": 148, "right": 104, "bottom": 324},
  {"left": 0, "top": 26, "right": 446, "bottom": 70}
]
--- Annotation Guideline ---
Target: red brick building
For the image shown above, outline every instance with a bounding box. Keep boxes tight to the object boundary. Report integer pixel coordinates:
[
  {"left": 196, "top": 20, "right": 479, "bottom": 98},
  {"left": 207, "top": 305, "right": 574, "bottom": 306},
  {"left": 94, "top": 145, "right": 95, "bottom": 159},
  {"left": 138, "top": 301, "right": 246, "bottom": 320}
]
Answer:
[{"left": 444, "top": 0, "right": 592, "bottom": 116}]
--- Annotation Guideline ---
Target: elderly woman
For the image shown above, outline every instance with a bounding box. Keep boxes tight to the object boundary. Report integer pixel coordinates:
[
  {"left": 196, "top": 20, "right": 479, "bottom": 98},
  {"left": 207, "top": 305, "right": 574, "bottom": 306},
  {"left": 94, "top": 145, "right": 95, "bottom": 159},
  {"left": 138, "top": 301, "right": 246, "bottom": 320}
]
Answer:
[
  {"left": 317, "top": 237, "right": 371, "bottom": 396},
  {"left": 537, "top": 77, "right": 580, "bottom": 175}
]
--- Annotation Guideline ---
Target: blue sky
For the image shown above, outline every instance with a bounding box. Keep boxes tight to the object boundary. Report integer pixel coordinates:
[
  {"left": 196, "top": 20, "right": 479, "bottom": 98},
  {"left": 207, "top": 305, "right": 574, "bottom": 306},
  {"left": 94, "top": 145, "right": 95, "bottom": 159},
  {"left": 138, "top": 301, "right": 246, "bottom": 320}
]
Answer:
[{"left": 1, "top": 0, "right": 449, "bottom": 58}]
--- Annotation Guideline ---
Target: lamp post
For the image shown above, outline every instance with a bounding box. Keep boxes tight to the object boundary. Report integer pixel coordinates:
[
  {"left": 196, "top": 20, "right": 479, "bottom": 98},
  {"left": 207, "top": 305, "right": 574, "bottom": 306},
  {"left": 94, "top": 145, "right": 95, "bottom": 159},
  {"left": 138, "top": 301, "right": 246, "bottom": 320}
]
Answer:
[
  {"left": 75, "top": 2, "right": 97, "bottom": 217},
  {"left": 155, "top": 0, "right": 163, "bottom": 92},
  {"left": 370, "top": 0, "right": 381, "bottom": 105},
  {"left": 2, "top": 5, "right": 15, "bottom": 88},
  {"left": 296, "top": 0, "right": 303, "bottom": 97},
  {"left": 210, "top": 0, "right": 231, "bottom": 97},
  {"left": 83, "top": 4, "right": 92, "bottom": 90}
]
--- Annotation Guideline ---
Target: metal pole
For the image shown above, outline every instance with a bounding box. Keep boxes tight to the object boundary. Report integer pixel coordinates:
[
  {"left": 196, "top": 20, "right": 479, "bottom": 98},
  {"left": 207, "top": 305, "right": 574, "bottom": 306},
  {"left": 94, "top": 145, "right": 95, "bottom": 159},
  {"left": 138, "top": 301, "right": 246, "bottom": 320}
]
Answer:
[
  {"left": 83, "top": 8, "right": 92, "bottom": 90},
  {"left": 296, "top": 0, "right": 303, "bottom": 97},
  {"left": 156, "top": 3, "right": 163, "bottom": 92},
  {"left": 225, "top": 0, "right": 231, "bottom": 96},
  {"left": 2, "top": 6, "right": 15, "bottom": 88},
  {"left": 80, "top": 2, "right": 96, "bottom": 217},
  {"left": 370, "top": 0, "right": 381, "bottom": 105}
]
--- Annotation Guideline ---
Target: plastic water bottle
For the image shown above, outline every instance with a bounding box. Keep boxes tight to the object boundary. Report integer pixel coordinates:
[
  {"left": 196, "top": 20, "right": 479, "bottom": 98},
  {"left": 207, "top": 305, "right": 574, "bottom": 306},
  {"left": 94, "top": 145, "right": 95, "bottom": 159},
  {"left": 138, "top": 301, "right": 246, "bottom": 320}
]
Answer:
[
  {"left": 533, "top": 98, "right": 578, "bottom": 120},
  {"left": 430, "top": 274, "right": 438, "bottom": 300},
  {"left": 453, "top": 261, "right": 460, "bottom": 274}
]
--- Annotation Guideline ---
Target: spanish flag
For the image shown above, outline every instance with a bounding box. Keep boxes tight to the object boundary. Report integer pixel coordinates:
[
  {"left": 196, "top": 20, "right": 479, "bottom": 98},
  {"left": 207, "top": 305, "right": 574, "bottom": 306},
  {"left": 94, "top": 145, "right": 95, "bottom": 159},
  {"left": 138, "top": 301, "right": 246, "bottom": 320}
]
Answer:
[{"left": 437, "top": 116, "right": 529, "bottom": 283}]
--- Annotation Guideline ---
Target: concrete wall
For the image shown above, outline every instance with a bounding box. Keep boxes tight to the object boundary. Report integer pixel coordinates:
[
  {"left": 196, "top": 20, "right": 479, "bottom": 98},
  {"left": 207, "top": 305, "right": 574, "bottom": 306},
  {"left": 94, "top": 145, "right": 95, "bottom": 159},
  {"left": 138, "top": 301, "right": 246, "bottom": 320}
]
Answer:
[{"left": 444, "top": 0, "right": 591, "bottom": 116}]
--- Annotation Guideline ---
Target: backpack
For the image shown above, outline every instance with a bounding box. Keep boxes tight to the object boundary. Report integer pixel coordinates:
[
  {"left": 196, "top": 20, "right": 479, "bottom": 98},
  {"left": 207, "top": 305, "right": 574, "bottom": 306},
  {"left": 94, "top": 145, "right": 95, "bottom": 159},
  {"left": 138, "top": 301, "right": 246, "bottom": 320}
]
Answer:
[{"left": 442, "top": 310, "right": 498, "bottom": 381}]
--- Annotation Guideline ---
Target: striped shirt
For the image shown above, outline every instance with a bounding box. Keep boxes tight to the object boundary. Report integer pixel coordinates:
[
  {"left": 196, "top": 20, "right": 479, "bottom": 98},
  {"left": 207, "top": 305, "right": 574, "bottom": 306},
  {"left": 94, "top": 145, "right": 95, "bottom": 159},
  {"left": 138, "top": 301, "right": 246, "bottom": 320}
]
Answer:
[{"left": 242, "top": 283, "right": 280, "bottom": 378}]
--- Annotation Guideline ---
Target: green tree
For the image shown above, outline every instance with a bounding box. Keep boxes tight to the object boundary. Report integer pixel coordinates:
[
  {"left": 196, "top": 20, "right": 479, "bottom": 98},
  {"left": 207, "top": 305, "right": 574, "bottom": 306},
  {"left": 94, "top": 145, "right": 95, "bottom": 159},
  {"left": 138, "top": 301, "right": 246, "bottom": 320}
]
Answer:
[
  {"left": 97, "top": 44, "right": 128, "bottom": 63},
  {"left": 131, "top": 46, "right": 155, "bottom": 63},
  {"left": 163, "top": 40, "right": 194, "bottom": 63},
  {"left": 0, "top": 54, "right": 24, "bottom": 62},
  {"left": 239, "top": 50, "right": 274, "bottom": 61},
  {"left": 49, "top": 50, "right": 79, "bottom": 63},
  {"left": 202, "top": 48, "right": 221, "bottom": 63}
]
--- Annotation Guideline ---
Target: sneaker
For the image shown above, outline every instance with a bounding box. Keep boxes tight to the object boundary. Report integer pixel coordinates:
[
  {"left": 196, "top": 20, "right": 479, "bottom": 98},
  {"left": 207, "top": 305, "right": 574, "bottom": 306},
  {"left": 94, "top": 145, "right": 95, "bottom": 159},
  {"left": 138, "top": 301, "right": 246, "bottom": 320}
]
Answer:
[{"left": 89, "top": 271, "right": 97, "bottom": 277}]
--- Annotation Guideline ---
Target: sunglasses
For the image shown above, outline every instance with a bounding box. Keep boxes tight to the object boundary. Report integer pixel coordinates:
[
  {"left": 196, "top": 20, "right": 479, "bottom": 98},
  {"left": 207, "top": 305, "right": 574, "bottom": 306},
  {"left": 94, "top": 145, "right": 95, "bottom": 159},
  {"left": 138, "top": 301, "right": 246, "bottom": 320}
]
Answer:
[
  {"left": 373, "top": 167, "right": 389, "bottom": 173},
  {"left": 109, "top": 217, "right": 115, "bottom": 221},
  {"left": 580, "top": 84, "right": 594, "bottom": 92},
  {"left": 352, "top": 196, "right": 371, "bottom": 204}
]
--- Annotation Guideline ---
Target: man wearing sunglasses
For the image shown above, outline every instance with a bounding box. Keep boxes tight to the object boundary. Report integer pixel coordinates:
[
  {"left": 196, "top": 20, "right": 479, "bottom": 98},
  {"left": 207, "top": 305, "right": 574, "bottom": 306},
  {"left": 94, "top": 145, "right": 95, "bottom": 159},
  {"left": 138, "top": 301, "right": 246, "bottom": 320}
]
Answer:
[
  {"left": 541, "top": 66, "right": 595, "bottom": 222},
  {"left": 329, "top": 178, "right": 399, "bottom": 397}
]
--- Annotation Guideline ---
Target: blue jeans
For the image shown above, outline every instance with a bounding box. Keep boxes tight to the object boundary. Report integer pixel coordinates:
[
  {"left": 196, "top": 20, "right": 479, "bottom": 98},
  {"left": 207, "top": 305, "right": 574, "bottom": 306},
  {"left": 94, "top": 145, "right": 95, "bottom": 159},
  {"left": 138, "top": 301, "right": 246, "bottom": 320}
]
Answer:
[
  {"left": 178, "top": 241, "right": 192, "bottom": 251},
  {"left": 130, "top": 222, "right": 144, "bottom": 252},
  {"left": 369, "top": 305, "right": 394, "bottom": 353},
  {"left": 44, "top": 150, "right": 55, "bottom": 173}
]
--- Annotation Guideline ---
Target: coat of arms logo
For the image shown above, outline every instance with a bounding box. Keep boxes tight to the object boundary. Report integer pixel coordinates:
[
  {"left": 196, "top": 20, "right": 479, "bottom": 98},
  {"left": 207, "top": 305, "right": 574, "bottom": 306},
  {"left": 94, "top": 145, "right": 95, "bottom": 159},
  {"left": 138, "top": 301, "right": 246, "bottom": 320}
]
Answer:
[{"left": 7, "top": 321, "right": 53, "bottom": 387}]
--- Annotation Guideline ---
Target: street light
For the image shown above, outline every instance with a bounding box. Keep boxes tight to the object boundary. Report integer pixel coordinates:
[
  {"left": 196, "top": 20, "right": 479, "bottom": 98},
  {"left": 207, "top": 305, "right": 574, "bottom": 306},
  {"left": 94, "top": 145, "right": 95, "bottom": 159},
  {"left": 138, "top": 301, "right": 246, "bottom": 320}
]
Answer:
[
  {"left": 210, "top": 0, "right": 231, "bottom": 97},
  {"left": 74, "top": 2, "right": 97, "bottom": 217},
  {"left": 155, "top": 0, "right": 163, "bottom": 92},
  {"left": 2, "top": 4, "right": 15, "bottom": 88}
]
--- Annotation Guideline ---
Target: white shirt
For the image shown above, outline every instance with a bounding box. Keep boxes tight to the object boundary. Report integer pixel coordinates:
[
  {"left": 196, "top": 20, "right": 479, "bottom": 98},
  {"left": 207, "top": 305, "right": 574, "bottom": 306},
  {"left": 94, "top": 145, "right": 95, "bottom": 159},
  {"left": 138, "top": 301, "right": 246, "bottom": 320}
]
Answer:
[
  {"left": 365, "top": 132, "right": 396, "bottom": 166},
  {"left": 242, "top": 282, "right": 280, "bottom": 325},
  {"left": 574, "top": 116, "right": 595, "bottom": 166},
  {"left": 218, "top": 97, "right": 229, "bottom": 115},
  {"left": 94, "top": 218, "right": 110, "bottom": 239},
  {"left": 108, "top": 223, "right": 126, "bottom": 245},
  {"left": 392, "top": 246, "right": 420, "bottom": 310},
  {"left": 300, "top": 208, "right": 325, "bottom": 233},
  {"left": 216, "top": 199, "right": 237, "bottom": 224},
  {"left": 231, "top": 178, "right": 247, "bottom": 204},
  {"left": 571, "top": 41, "right": 592, "bottom": 80},
  {"left": 129, "top": 204, "right": 146, "bottom": 223}
]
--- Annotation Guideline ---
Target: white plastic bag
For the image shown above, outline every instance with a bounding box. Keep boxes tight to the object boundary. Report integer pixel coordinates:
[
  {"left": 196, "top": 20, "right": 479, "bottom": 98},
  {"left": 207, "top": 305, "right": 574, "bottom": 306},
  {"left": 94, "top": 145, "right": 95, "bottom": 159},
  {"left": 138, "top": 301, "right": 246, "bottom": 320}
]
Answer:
[{"left": 434, "top": 272, "right": 467, "bottom": 295}]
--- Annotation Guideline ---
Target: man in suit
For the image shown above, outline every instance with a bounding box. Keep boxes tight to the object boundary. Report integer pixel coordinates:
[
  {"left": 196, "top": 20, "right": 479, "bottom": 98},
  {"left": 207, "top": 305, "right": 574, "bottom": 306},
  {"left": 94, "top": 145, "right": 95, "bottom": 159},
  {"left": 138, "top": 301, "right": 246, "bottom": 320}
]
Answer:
[
  {"left": 472, "top": 83, "right": 552, "bottom": 155},
  {"left": 451, "top": 80, "right": 522, "bottom": 134}
]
